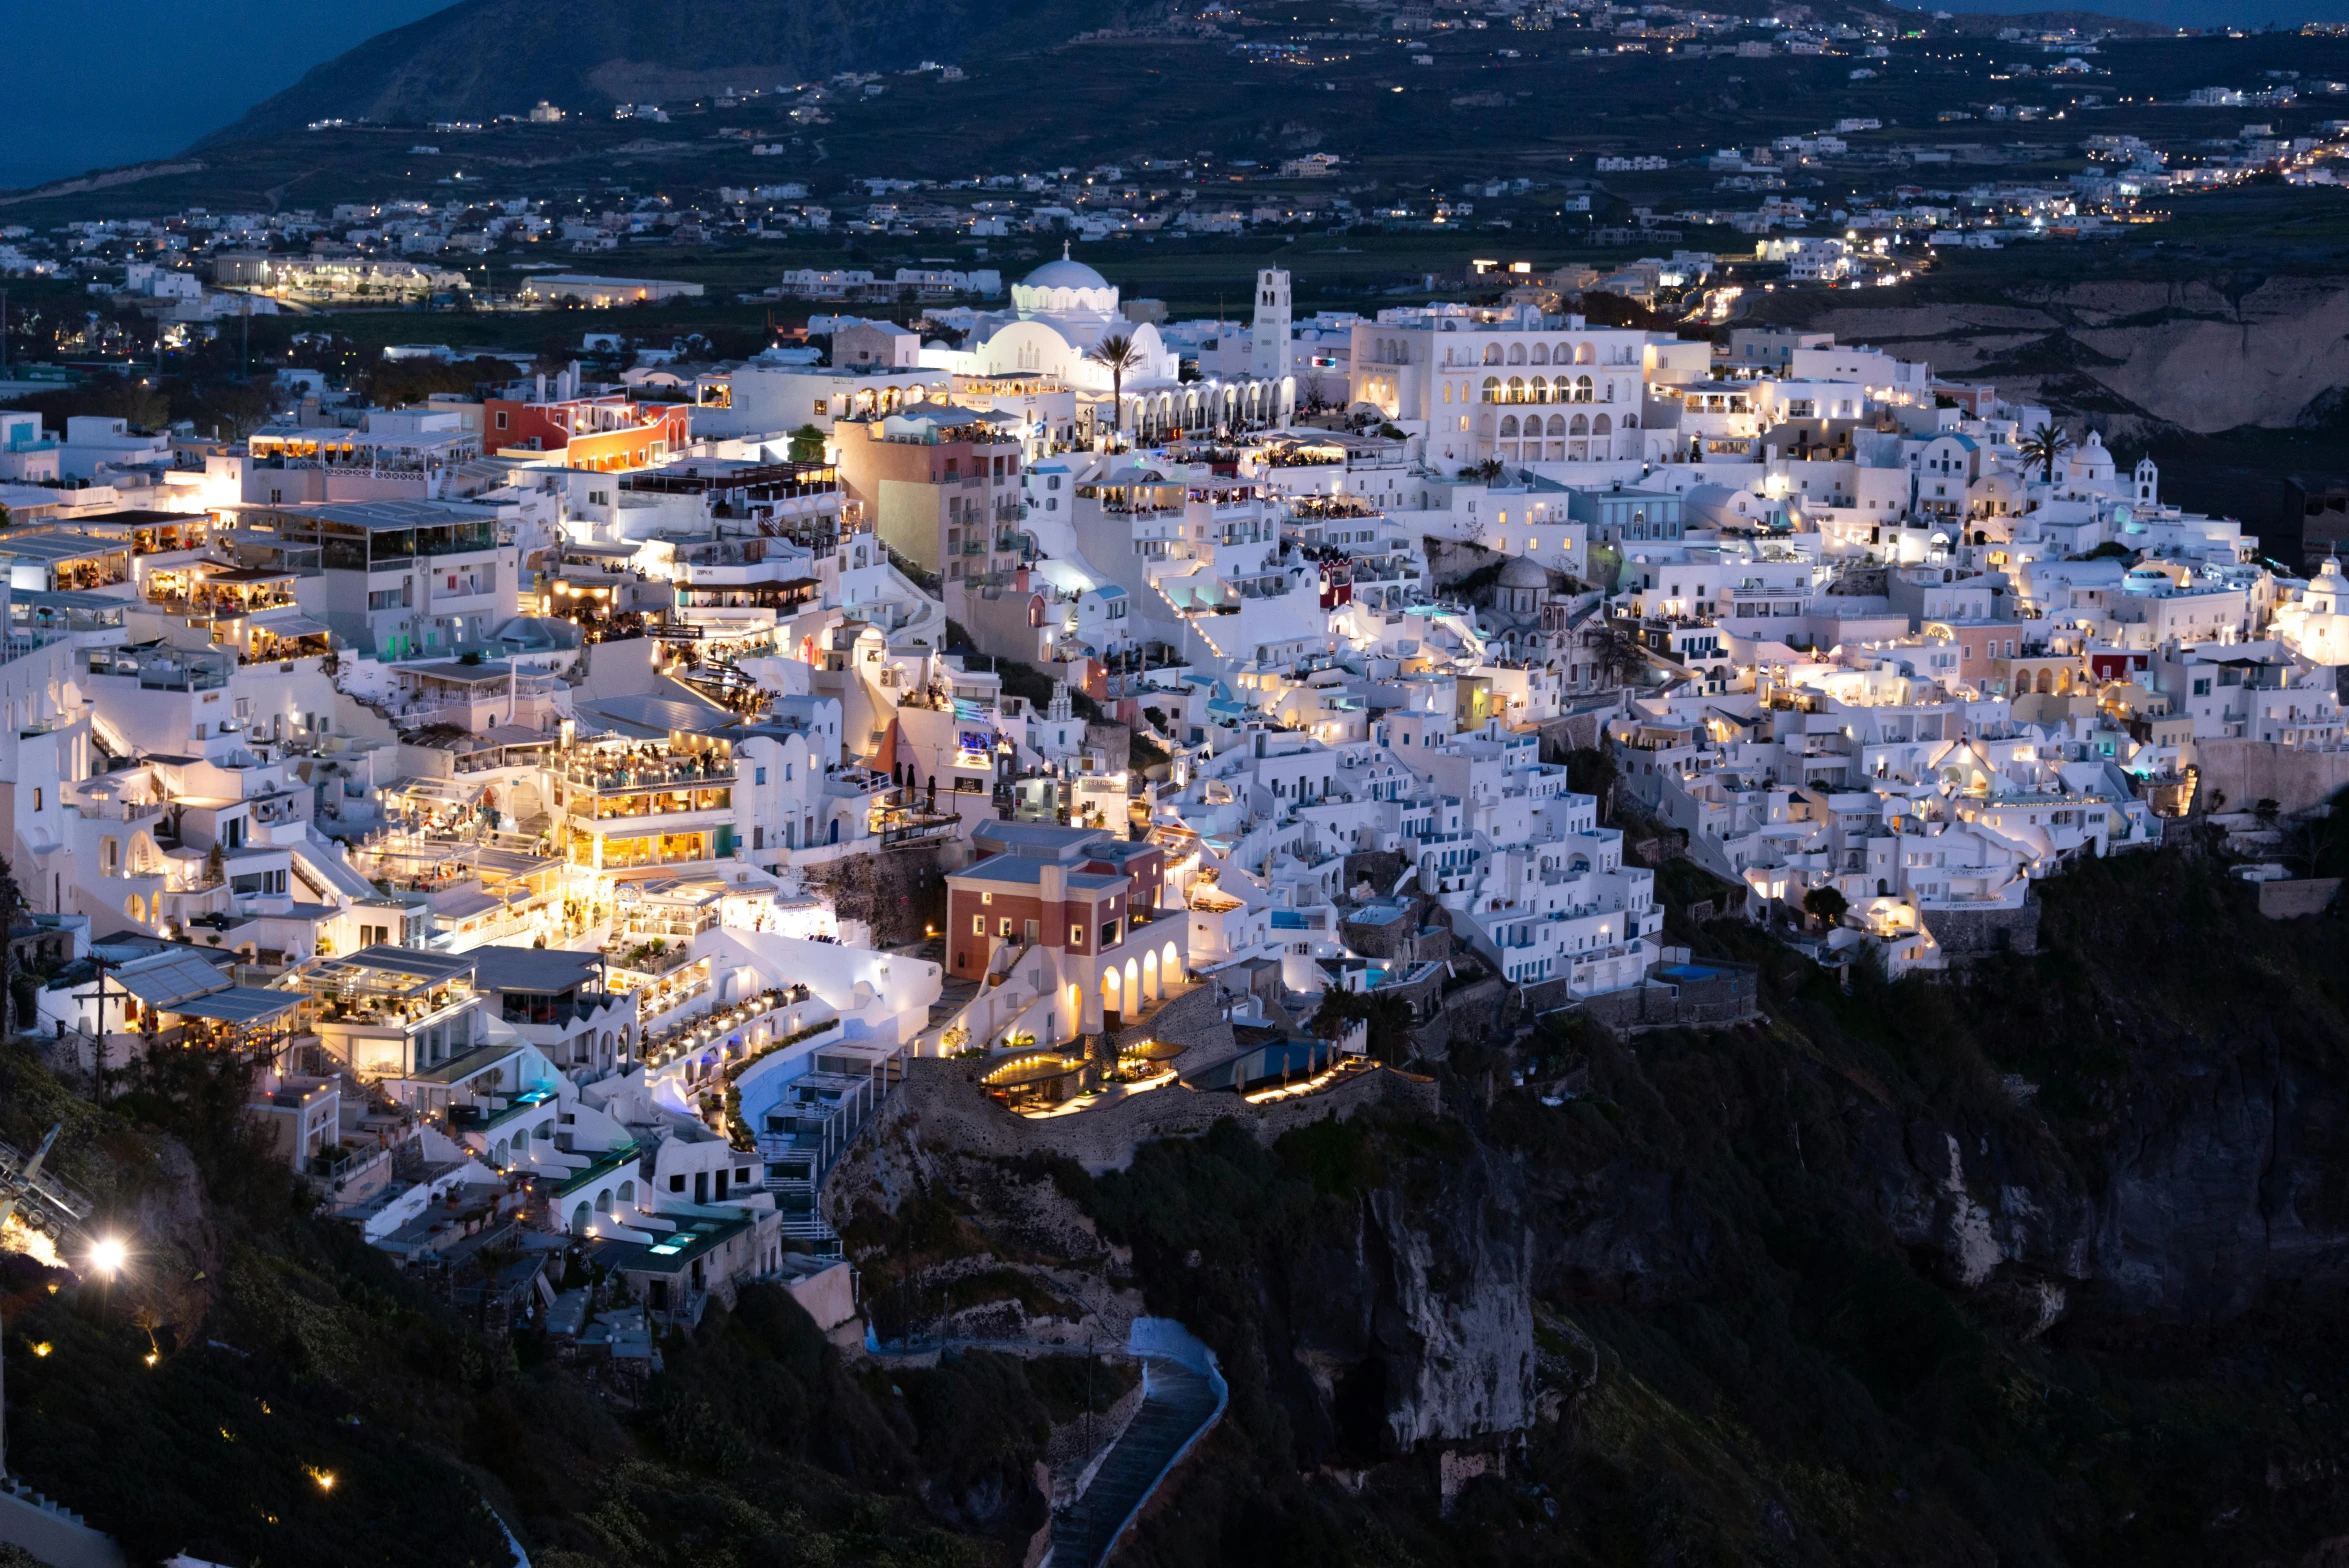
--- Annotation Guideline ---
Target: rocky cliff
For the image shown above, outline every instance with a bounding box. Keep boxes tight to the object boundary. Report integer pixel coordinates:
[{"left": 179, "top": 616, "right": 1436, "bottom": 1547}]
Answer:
[
  {"left": 1059, "top": 849, "right": 2349, "bottom": 1564},
  {"left": 1775, "top": 274, "right": 2349, "bottom": 440}
]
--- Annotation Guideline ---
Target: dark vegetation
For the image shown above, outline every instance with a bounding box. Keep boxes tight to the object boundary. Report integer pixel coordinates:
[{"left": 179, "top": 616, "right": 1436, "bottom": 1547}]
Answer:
[
  {"left": 0, "top": 1037, "right": 1085, "bottom": 1567},
  {"left": 1025, "top": 848, "right": 2349, "bottom": 1566},
  {"left": 12, "top": 840, "right": 2349, "bottom": 1567}
]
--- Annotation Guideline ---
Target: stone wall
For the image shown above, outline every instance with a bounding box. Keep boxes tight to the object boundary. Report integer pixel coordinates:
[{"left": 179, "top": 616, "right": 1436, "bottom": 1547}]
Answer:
[
  {"left": 2258, "top": 878, "right": 2342, "bottom": 920},
  {"left": 853, "top": 1054, "right": 1441, "bottom": 1174},
  {"left": 2194, "top": 739, "right": 2349, "bottom": 817},
  {"left": 1919, "top": 900, "right": 2042, "bottom": 962},
  {"left": 1574, "top": 964, "right": 1761, "bottom": 1032},
  {"left": 804, "top": 841, "right": 955, "bottom": 946}
]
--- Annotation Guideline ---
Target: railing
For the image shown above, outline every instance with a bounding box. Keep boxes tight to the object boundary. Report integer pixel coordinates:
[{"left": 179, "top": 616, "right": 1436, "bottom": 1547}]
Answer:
[{"left": 563, "top": 756, "right": 736, "bottom": 790}]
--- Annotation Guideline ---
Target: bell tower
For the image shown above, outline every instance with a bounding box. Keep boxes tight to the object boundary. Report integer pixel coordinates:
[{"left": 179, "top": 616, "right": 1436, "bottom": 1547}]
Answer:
[{"left": 1249, "top": 267, "right": 1292, "bottom": 382}]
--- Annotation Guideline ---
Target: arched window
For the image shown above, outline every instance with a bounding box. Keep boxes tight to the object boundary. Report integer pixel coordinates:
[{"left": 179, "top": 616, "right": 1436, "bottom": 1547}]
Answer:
[
  {"left": 1481, "top": 376, "right": 1500, "bottom": 402},
  {"left": 1623, "top": 413, "right": 1639, "bottom": 429},
  {"left": 1530, "top": 342, "right": 1550, "bottom": 365},
  {"left": 1594, "top": 414, "right": 1612, "bottom": 435},
  {"left": 1507, "top": 343, "right": 1526, "bottom": 365},
  {"left": 1529, "top": 376, "right": 1548, "bottom": 402},
  {"left": 1570, "top": 414, "right": 1589, "bottom": 435},
  {"left": 1547, "top": 414, "right": 1566, "bottom": 436},
  {"left": 1482, "top": 344, "right": 1502, "bottom": 365},
  {"left": 1575, "top": 343, "right": 1596, "bottom": 365},
  {"left": 1499, "top": 416, "right": 1519, "bottom": 437},
  {"left": 1507, "top": 376, "right": 1525, "bottom": 402}
]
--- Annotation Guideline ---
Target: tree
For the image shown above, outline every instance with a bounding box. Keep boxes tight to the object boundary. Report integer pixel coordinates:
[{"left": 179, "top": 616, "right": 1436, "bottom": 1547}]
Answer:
[
  {"left": 1586, "top": 619, "right": 1645, "bottom": 688},
  {"left": 786, "top": 423, "right": 826, "bottom": 463},
  {"left": 2019, "top": 422, "right": 2074, "bottom": 484},
  {"left": 0, "top": 849, "right": 22, "bottom": 1039},
  {"left": 1803, "top": 885, "right": 1849, "bottom": 927},
  {"left": 1085, "top": 333, "right": 1146, "bottom": 445}
]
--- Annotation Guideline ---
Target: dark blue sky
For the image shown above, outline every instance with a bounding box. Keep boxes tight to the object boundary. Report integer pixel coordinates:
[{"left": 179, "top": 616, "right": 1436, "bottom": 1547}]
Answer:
[
  {"left": 0, "top": 0, "right": 451, "bottom": 191},
  {"left": 7, "top": 0, "right": 2349, "bottom": 192}
]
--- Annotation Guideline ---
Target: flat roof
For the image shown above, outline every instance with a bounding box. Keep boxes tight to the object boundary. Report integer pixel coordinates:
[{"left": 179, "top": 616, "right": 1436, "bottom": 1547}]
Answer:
[
  {"left": 408, "top": 1042, "right": 524, "bottom": 1086},
  {"left": 469, "top": 945, "right": 605, "bottom": 994},
  {"left": 948, "top": 855, "right": 1124, "bottom": 892},
  {"left": 171, "top": 986, "right": 304, "bottom": 1024},
  {"left": 263, "top": 499, "right": 498, "bottom": 529},
  {"left": 0, "top": 533, "right": 129, "bottom": 563},
  {"left": 589, "top": 1213, "right": 756, "bottom": 1276},
  {"left": 12, "top": 589, "right": 128, "bottom": 611},
  {"left": 337, "top": 943, "right": 477, "bottom": 982}
]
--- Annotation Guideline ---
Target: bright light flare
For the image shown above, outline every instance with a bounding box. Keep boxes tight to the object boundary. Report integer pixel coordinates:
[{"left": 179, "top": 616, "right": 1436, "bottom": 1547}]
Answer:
[
  {"left": 307, "top": 1467, "right": 336, "bottom": 1492},
  {"left": 1, "top": 1213, "right": 62, "bottom": 1268},
  {"left": 87, "top": 1236, "right": 128, "bottom": 1277}
]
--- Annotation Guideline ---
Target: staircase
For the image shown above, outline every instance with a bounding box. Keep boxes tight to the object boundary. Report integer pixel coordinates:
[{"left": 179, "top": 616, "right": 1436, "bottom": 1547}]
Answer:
[
  {"left": 1050, "top": 1357, "right": 1221, "bottom": 1568},
  {"left": 291, "top": 827, "right": 379, "bottom": 902},
  {"left": 759, "top": 1150, "right": 841, "bottom": 1257},
  {"left": 926, "top": 975, "right": 981, "bottom": 1034}
]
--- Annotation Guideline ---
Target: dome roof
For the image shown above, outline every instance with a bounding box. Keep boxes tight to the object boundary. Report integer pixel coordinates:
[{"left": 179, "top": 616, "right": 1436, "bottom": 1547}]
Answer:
[
  {"left": 1498, "top": 556, "right": 1550, "bottom": 589},
  {"left": 1021, "top": 248, "right": 1110, "bottom": 292}
]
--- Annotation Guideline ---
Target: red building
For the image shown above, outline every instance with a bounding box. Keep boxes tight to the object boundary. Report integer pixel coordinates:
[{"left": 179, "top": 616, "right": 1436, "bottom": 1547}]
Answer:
[{"left": 483, "top": 393, "right": 690, "bottom": 472}]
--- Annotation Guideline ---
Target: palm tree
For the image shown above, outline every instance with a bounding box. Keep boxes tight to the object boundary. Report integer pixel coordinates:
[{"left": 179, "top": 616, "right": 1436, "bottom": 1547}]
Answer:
[
  {"left": 2019, "top": 422, "right": 2074, "bottom": 484},
  {"left": 1085, "top": 333, "right": 1146, "bottom": 446}
]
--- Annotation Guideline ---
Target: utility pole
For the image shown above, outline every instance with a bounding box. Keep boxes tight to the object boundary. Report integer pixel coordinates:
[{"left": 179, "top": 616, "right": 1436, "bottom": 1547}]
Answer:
[{"left": 72, "top": 953, "right": 115, "bottom": 1104}]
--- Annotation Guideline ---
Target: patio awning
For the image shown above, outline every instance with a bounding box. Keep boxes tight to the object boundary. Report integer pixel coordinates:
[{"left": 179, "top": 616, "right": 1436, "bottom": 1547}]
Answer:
[{"left": 169, "top": 986, "right": 303, "bottom": 1024}]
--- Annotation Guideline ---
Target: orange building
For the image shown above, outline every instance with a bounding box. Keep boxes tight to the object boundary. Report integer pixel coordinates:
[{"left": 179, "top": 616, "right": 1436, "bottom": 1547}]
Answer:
[{"left": 483, "top": 393, "right": 690, "bottom": 472}]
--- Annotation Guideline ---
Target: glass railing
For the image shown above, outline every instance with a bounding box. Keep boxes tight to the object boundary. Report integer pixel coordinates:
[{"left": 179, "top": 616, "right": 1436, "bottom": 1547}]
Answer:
[{"left": 562, "top": 755, "right": 736, "bottom": 790}]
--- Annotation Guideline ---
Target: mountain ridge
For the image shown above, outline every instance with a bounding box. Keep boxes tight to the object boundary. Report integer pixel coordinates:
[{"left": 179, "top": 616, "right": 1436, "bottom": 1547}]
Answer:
[{"left": 198, "top": 0, "right": 1164, "bottom": 146}]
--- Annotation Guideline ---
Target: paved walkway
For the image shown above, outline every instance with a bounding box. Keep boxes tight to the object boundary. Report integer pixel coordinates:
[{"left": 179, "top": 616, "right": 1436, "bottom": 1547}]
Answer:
[{"left": 1051, "top": 1356, "right": 1219, "bottom": 1568}]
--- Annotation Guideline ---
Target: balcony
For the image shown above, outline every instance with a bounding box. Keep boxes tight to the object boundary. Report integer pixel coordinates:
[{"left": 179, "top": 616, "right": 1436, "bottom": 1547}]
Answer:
[{"left": 562, "top": 753, "right": 736, "bottom": 792}]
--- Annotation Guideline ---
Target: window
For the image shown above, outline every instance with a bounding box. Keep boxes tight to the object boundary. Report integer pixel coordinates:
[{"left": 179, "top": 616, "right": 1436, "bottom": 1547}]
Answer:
[
  {"left": 495, "top": 410, "right": 508, "bottom": 430},
  {"left": 998, "top": 917, "right": 1013, "bottom": 937},
  {"left": 784, "top": 763, "right": 793, "bottom": 782},
  {"left": 981, "top": 891, "right": 992, "bottom": 905},
  {"left": 669, "top": 1174, "right": 686, "bottom": 1192},
  {"left": 1100, "top": 919, "right": 1121, "bottom": 949},
  {"left": 972, "top": 914, "right": 986, "bottom": 935},
  {"left": 755, "top": 766, "right": 767, "bottom": 785},
  {"left": 752, "top": 826, "right": 764, "bottom": 850},
  {"left": 30, "top": 788, "right": 39, "bottom": 812},
  {"left": 1069, "top": 923, "right": 1085, "bottom": 948},
  {"left": 1024, "top": 918, "right": 1039, "bottom": 942}
]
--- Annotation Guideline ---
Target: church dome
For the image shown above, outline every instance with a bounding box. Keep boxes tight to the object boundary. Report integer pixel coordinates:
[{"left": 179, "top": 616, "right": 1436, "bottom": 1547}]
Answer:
[
  {"left": 1498, "top": 555, "right": 1550, "bottom": 590},
  {"left": 1021, "top": 254, "right": 1111, "bottom": 292}
]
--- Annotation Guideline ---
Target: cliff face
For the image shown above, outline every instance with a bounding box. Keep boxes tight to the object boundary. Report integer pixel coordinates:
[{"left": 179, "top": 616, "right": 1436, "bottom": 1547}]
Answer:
[
  {"left": 1781, "top": 276, "right": 2349, "bottom": 436},
  {"left": 1070, "top": 853, "right": 2349, "bottom": 1565}
]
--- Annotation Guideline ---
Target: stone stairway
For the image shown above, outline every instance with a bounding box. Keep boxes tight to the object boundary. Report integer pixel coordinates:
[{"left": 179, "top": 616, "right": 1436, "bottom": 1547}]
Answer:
[
  {"left": 1050, "top": 1357, "right": 1220, "bottom": 1568},
  {"left": 927, "top": 975, "right": 981, "bottom": 1034},
  {"left": 1, "top": 1474, "right": 92, "bottom": 1528}
]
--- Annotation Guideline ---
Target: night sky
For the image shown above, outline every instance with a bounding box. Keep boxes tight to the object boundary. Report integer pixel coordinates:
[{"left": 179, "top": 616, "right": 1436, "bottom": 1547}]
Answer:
[{"left": 2, "top": 0, "right": 451, "bottom": 190}]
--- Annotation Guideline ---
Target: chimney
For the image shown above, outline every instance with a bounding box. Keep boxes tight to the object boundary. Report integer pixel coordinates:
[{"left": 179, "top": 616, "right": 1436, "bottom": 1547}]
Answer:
[
  {"left": 1040, "top": 862, "right": 1065, "bottom": 927},
  {"left": 534, "top": 372, "right": 546, "bottom": 403}
]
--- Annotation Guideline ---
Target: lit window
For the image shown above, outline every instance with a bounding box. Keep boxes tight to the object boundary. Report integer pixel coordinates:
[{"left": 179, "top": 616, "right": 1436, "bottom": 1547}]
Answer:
[{"left": 972, "top": 915, "right": 985, "bottom": 935}]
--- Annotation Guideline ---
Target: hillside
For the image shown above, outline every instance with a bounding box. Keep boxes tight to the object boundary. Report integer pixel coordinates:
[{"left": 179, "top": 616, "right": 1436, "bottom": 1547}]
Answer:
[
  {"left": 11, "top": 842, "right": 2348, "bottom": 1567},
  {"left": 202, "top": 0, "right": 1169, "bottom": 144}
]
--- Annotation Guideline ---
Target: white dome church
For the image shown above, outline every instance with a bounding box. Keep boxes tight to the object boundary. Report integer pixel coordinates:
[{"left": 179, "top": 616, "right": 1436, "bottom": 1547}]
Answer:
[
  {"left": 933, "top": 247, "right": 1294, "bottom": 439},
  {"left": 967, "top": 245, "right": 1179, "bottom": 391}
]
